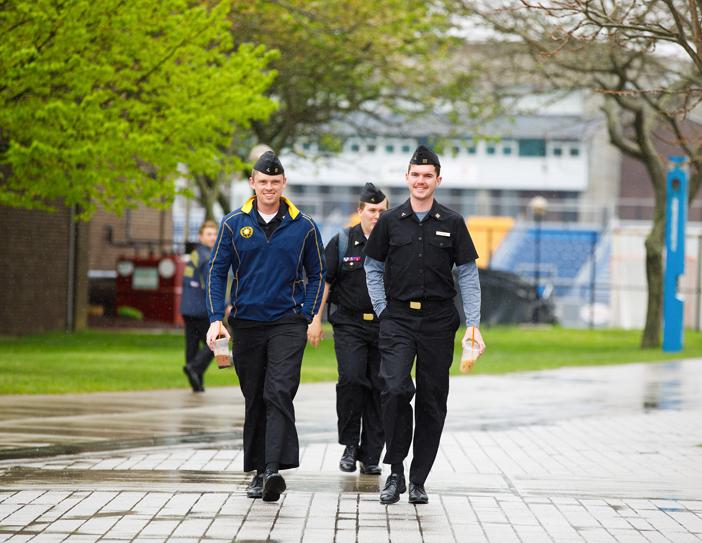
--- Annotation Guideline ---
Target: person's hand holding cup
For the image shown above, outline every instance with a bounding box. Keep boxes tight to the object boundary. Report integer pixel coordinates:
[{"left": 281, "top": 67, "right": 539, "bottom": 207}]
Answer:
[
  {"left": 460, "top": 326, "right": 485, "bottom": 373},
  {"left": 207, "top": 321, "right": 232, "bottom": 369}
]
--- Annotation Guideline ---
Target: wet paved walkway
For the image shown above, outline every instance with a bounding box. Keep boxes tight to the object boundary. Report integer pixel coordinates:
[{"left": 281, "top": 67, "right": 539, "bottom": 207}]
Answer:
[{"left": 0, "top": 360, "right": 701, "bottom": 542}]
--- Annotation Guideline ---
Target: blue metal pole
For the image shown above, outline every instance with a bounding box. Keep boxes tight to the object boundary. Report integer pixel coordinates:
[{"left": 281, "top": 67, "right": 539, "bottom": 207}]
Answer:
[{"left": 662, "top": 156, "right": 689, "bottom": 352}]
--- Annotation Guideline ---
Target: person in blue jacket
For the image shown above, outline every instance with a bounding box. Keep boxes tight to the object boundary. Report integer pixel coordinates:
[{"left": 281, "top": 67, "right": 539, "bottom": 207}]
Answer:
[
  {"left": 206, "top": 150, "right": 326, "bottom": 502},
  {"left": 180, "top": 220, "right": 218, "bottom": 393}
]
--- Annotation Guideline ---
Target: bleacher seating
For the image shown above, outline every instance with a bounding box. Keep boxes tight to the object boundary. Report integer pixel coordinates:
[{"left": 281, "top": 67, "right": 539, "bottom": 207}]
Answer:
[
  {"left": 490, "top": 225, "right": 600, "bottom": 297},
  {"left": 567, "top": 229, "right": 611, "bottom": 305}
]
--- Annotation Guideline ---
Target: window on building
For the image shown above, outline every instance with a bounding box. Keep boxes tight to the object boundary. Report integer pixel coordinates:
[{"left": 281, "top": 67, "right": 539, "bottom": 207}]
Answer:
[
  {"left": 486, "top": 144, "right": 496, "bottom": 155},
  {"left": 452, "top": 146, "right": 460, "bottom": 155},
  {"left": 351, "top": 143, "right": 360, "bottom": 152},
  {"left": 518, "top": 139, "right": 546, "bottom": 157},
  {"left": 570, "top": 146, "right": 580, "bottom": 157},
  {"left": 386, "top": 144, "right": 395, "bottom": 153},
  {"left": 553, "top": 147, "right": 563, "bottom": 157},
  {"left": 402, "top": 144, "right": 411, "bottom": 153},
  {"left": 302, "top": 142, "right": 311, "bottom": 150},
  {"left": 367, "top": 144, "right": 376, "bottom": 152},
  {"left": 467, "top": 144, "right": 477, "bottom": 155},
  {"left": 503, "top": 146, "right": 512, "bottom": 155}
]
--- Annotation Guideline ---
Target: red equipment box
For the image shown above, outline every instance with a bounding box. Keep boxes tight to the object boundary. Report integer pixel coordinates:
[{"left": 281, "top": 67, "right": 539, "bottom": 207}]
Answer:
[{"left": 115, "top": 256, "right": 185, "bottom": 325}]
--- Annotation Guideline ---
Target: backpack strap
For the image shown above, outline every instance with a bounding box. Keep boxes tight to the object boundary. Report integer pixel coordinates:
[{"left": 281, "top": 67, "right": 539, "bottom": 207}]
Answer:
[
  {"left": 328, "top": 227, "right": 350, "bottom": 320},
  {"left": 337, "top": 227, "right": 350, "bottom": 275}
]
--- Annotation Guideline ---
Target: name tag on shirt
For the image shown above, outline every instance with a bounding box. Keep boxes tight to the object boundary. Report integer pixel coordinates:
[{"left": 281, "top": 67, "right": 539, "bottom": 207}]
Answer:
[{"left": 436, "top": 231, "right": 451, "bottom": 237}]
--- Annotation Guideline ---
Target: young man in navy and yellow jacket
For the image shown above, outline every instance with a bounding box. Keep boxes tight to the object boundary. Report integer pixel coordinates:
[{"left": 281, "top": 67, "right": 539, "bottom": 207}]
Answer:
[
  {"left": 180, "top": 220, "right": 218, "bottom": 392},
  {"left": 206, "top": 151, "right": 326, "bottom": 502}
]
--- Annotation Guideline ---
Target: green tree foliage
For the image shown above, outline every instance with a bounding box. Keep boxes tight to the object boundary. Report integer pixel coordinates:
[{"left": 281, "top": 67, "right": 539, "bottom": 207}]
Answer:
[
  {"left": 187, "top": 0, "right": 489, "bottom": 219},
  {"left": 230, "top": 0, "right": 471, "bottom": 153},
  {"left": 0, "top": 0, "right": 277, "bottom": 218}
]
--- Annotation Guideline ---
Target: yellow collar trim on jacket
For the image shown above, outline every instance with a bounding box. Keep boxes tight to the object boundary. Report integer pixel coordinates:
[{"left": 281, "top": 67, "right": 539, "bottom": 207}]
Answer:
[{"left": 240, "top": 196, "right": 300, "bottom": 219}]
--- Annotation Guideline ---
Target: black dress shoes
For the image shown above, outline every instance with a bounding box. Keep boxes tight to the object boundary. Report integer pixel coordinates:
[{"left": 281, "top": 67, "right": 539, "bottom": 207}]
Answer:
[
  {"left": 182, "top": 366, "right": 204, "bottom": 392},
  {"left": 339, "top": 445, "right": 358, "bottom": 472},
  {"left": 408, "top": 482, "right": 429, "bottom": 504},
  {"left": 262, "top": 469, "right": 286, "bottom": 502},
  {"left": 246, "top": 473, "right": 263, "bottom": 499},
  {"left": 360, "top": 462, "right": 382, "bottom": 475},
  {"left": 379, "top": 473, "right": 406, "bottom": 504}
]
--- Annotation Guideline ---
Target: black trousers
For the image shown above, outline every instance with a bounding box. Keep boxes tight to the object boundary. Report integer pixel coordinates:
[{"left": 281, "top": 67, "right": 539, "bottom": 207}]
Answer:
[
  {"left": 378, "top": 300, "right": 460, "bottom": 485},
  {"left": 183, "top": 316, "right": 213, "bottom": 381},
  {"left": 230, "top": 318, "right": 308, "bottom": 473},
  {"left": 330, "top": 308, "right": 384, "bottom": 465}
]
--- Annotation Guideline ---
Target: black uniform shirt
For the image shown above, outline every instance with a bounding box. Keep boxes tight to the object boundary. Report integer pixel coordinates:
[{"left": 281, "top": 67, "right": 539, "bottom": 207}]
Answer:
[
  {"left": 254, "top": 200, "right": 287, "bottom": 240},
  {"left": 325, "top": 224, "right": 374, "bottom": 313},
  {"left": 364, "top": 198, "right": 478, "bottom": 302}
]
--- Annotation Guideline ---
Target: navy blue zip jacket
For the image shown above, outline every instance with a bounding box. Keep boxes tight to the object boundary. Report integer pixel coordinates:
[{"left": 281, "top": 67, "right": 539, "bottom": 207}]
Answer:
[
  {"left": 180, "top": 243, "right": 211, "bottom": 318},
  {"left": 207, "top": 196, "right": 326, "bottom": 323}
]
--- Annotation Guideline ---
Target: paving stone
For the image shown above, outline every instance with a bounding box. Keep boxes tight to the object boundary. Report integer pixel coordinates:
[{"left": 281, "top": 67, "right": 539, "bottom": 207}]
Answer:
[{"left": 0, "top": 362, "right": 701, "bottom": 542}]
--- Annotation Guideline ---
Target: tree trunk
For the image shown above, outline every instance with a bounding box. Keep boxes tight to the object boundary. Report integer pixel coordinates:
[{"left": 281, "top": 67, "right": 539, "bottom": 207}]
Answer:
[
  {"left": 194, "top": 174, "right": 217, "bottom": 221},
  {"left": 641, "top": 203, "right": 665, "bottom": 348},
  {"left": 217, "top": 190, "right": 231, "bottom": 216}
]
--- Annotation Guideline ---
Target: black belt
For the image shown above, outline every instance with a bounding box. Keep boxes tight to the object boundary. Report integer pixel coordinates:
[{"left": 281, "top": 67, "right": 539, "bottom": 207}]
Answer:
[
  {"left": 337, "top": 306, "right": 378, "bottom": 321},
  {"left": 388, "top": 298, "right": 453, "bottom": 312}
]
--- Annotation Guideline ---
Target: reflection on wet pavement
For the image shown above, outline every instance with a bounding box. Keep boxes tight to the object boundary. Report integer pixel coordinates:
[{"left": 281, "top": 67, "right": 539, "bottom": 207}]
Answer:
[
  {"left": 0, "top": 360, "right": 699, "bottom": 457},
  {"left": 0, "top": 360, "right": 700, "bottom": 542}
]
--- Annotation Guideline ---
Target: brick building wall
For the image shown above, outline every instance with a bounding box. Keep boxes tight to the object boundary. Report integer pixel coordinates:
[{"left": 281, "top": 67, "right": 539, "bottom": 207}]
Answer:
[
  {"left": 618, "top": 123, "right": 702, "bottom": 221},
  {"left": 0, "top": 206, "right": 88, "bottom": 335},
  {"left": 89, "top": 206, "right": 174, "bottom": 272}
]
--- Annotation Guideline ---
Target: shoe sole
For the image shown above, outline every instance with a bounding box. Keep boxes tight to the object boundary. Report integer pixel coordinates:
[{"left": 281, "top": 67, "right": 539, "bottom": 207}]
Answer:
[
  {"left": 409, "top": 496, "right": 429, "bottom": 504},
  {"left": 262, "top": 474, "right": 286, "bottom": 502},
  {"left": 339, "top": 463, "right": 357, "bottom": 473},
  {"left": 246, "top": 490, "right": 262, "bottom": 499}
]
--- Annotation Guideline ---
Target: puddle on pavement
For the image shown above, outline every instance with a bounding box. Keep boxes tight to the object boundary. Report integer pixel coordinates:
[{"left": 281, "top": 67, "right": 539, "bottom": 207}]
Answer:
[
  {"left": 0, "top": 431, "right": 243, "bottom": 461},
  {"left": 0, "top": 359, "right": 699, "bottom": 461},
  {"left": 0, "top": 466, "right": 382, "bottom": 494}
]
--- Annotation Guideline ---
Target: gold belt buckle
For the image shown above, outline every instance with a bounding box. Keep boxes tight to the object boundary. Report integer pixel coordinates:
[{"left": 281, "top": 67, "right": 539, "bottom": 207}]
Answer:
[
  {"left": 363, "top": 313, "right": 374, "bottom": 321},
  {"left": 409, "top": 301, "right": 422, "bottom": 310}
]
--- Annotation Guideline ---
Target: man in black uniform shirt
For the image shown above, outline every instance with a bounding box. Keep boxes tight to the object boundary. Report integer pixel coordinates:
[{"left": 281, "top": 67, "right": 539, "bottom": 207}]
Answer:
[
  {"left": 308, "top": 183, "right": 388, "bottom": 475},
  {"left": 364, "top": 145, "right": 486, "bottom": 505}
]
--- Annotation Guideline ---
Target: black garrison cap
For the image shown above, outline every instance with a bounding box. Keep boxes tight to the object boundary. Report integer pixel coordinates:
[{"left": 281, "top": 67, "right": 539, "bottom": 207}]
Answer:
[
  {"left": 359, "top": 182, "right": 386, "bottom": 204},
  {"left": 409, "top": 144, "right": 440, "bottom": 168},
  {"left": 253, "top": 150, "right": 284, "bottom": 175}
]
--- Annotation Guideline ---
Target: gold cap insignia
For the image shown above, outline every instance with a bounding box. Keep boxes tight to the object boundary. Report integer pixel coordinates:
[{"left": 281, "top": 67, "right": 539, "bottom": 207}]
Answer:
[
  {"left": 422, "top": 158, "right": 427, "bottom": 164},
  {"left": 240, "top": 226, "right": 254, "bottom": 239}
]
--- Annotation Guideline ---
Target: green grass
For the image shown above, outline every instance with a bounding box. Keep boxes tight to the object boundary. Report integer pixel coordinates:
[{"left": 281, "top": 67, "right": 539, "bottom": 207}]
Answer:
[{"left": 0, "top": 327, "right": 700, "bottom": 394}]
